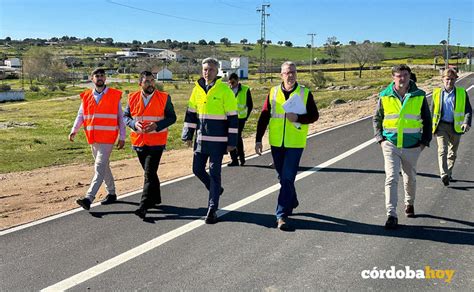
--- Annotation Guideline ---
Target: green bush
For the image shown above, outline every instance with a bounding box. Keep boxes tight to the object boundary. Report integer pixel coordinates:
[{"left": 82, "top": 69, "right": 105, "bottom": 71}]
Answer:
[
  {"left": 58, "top": 84, "right": 67, "bottom": 91},
  {"left": 310, "top": 71, "right": 333, "bottom": 88},
  {"left": 30, "top": 85, "right": 40, "bottom": 92},
  {"left": 47, "top": 84, "right": 58, "bottom": 91},
  {"left": 0, "top": 84, "right": 11, "bottom": 92}
]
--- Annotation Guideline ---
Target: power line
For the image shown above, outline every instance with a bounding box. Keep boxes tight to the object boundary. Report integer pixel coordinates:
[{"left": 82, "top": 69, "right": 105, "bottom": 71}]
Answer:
[{"left": 106, "top": 0, "right": 256, "bottom": 26}]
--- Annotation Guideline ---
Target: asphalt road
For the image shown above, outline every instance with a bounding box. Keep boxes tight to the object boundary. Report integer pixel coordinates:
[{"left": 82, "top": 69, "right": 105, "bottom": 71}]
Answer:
[{"left": 1, "top": 74, "right": 473, "bottom": 291}]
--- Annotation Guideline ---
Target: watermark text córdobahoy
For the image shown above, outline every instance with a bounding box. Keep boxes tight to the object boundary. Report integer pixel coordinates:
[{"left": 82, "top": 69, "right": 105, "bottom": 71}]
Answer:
[{"left": 361, "top": 266, "right": 455, "bottom": 283}]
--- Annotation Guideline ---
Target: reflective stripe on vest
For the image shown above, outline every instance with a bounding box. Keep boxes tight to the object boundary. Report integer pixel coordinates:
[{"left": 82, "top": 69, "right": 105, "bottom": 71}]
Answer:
[
  {"left": 188, "top": 79, "right": 238, "bottom": 144},
  {"left": 80, "top": 88, "right": 122, "bottom": 144},
  {"left": 128, "top": 90, "right": 169, "bottom": 147},
  {"left": 432, "top": 87, "right": 466, "bottom": 133},
  {"left": 269, "top": 85, "right": 309, "bottom": 148},
  {"left": 236, "top": 85, "right": 249, "bottom": 119},
  {"left": 381, "top": 94, "right": 423, "bottom": 148}
]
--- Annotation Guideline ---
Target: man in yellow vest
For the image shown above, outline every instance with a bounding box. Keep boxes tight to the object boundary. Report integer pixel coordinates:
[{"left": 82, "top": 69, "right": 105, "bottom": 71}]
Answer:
[
  {"left": 124, "top": 71, "right": 176, "bottom": 219},
  {"left": 431, "top": 68, "right": 472, "bottom": 186},
  {"left": 373, "top": 65, "right": 432, "bottom": 230},
  {"left": 182, "top": 58, "right": 238, "bottom": 224},
  {"left": 69, "top": 68, "right": 125, "bottom": 210},
  {"left": 255, "top": 61, "right": 319, "bottom": 231},
  {"left": 227, "top": 73, "right": 253, "bottom": 166}
]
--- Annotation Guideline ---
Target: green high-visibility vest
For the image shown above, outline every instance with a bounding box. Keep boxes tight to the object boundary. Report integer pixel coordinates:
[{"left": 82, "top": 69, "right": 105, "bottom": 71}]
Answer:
[
  {"left": 268, "top": 85, "right": 309, "bottom": 148},
  {"left": 236, "top": 84, "right": 250, "bottom": 119},
  {"left": 432, "top": 87, "right": 466, "bottom": 134},
  {"left": 381, "top": 94, "right": 424, "bottom": 148}
]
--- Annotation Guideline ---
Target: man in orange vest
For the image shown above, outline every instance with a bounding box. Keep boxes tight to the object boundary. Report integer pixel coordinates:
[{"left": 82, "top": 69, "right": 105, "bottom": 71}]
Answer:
[
  {"left": 69, "top": 68, "right": 125, "bottom": 210},
  {"left": 124, "top": 71, "right": 176, "bottom": 219}
]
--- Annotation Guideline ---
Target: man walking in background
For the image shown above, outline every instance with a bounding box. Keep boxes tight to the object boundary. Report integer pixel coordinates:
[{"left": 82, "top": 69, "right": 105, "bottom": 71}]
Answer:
[
  {"left": 182, "top": 58, "right": 238, "bottom": 224},
  {"left": 227, "top": 73, "right": 253, "bottom": 166},
  {"left": 373, "top": 65, "right": 432, "bottom": 230},
  {"left": 431, "top": 68, "right": 472, "bottom": 186},
  {"left": 69, "top": 68, "right": 125, "bottom": 210},
  {"left": 124, "top": 71, "right": 176, "bottom": 219}
]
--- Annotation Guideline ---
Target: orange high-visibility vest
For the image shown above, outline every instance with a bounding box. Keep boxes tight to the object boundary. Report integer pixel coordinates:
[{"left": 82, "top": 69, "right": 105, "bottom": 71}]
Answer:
[
  {"left": 80, "top": 88, "right": 122, "bottom": 144},
  {"left": 128, "top": 90, "right": 169, "bottom": 147}
]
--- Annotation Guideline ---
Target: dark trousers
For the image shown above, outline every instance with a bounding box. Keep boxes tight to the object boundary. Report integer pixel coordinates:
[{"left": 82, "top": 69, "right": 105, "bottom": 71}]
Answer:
[
  {"left": 271, "top": 146, "right": 304, "bottom": 219},
  {"left": 229, "top": 119, "right": 246, "bottom": 163},
  {"left": 192, "top": 151, "right": 223, "bottom": 210},
  {"left": 136, "top": 148, "right": 164, "bottom": 209}
]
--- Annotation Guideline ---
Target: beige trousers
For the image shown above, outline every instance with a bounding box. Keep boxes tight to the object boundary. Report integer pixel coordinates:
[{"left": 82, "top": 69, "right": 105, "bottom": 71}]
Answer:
[
  {"left": 85, "top": 143, "right": 115, "bottom": 202},
  {"left": 381, "top": 141, "right": 422, "bottom": 217},
  {"left": 435, "top": 122, "right": 461, "bottom": 179}
]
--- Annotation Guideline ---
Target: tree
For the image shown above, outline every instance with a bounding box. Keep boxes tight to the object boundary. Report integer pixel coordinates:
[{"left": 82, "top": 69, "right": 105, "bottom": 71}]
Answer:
[
  {"left": 5, "top": 36, "right": 11, "bottom": 42},
  {"left": 23, "top": 47, "right": 68, "bottom": 85},
  {"left": 284, "top": 41, "right": 293, "bottom": 47},
  {"left": 439, "top": 40, "right": 447, "bottom": 45},
  {"left": 198, "top": 39, "right": 207, "bottom": 45},
  {"left": 399, "top": 42, "right": 406, "bottom": 47},
  {"left": 266, "top": 40, "right": 272, "bottom": 44},
  {"left": 349, "top": 40, "right": 356, "bottom": 46},
  {"left": 240, "top": 38, "right": 248, "bottom": 44},
  {"left": 363, "top": 40, "right": 371, "bottom": 44},
  {"left": 383, "top": 41, "right": 392, "bottom": 47},
  {"left": 220, "top": 37, "right": 231, "bottom": 46},
  {"left": 342, "top": 42, "right": 383, "bottom": 78},
  {"left": 324, "top": 36, "right": 340, "bottom": 59},
  {"left": 277, "top": 41, "right": 284, "bottom": 46},
  {"left": 208, "top": 41, "right": 216, "bottom": 46}
]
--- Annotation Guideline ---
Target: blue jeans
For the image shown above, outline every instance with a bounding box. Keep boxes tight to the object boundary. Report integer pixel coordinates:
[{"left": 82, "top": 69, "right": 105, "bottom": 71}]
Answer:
[
  {"left": 271, "top": 146, "right": 304, "bottom": 219},
  {"left": 192, "top": 152, "right": 223, "bottom": 210}
]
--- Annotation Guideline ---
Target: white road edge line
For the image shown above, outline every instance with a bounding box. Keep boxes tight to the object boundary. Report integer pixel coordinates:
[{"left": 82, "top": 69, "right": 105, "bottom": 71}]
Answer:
[
  {"left": 0, "top": 115, "right": 372, "bottom": 236},
  {"left": 41, "top": 138, "right": 375, "bottom": 291}
]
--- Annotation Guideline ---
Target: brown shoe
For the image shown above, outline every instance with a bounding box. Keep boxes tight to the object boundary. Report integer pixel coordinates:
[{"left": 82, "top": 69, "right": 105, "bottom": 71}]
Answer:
[{"left": 405, "top": 205, "right": 415, "bottom": 218}]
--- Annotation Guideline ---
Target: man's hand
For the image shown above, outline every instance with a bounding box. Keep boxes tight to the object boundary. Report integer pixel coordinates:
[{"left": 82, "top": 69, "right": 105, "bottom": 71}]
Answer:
[
  {"left": 135, "top": 121, "right": 144, "bottom": 133},
  {"left": 227, "top": 145, "right": 236, "bottom": 152},
  {"left": 286, "top": 112, "right": 298, "bottom": 122},
  {"left": 68, "top": 132, "right": 76, "bottom": 142},
  {"left": 461, "top": 124, "right": 470, "bottom": 133},
  {"left": 144, "top": 122, "right": 157, "bottom": 133},
  {"left": 185, "top": 140, "right": 193, "bottom": 147},
  {"left": 255, "top": 142, "right": 263, "bottom": 155},
  {"left": 117, "top": 140, "right": 125, "bottom": 150}
]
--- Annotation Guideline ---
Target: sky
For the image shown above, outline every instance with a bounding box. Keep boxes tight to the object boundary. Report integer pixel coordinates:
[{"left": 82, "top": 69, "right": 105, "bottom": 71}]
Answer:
[{"left": 1, "top": 0, "right": 473, "bottom": 47}]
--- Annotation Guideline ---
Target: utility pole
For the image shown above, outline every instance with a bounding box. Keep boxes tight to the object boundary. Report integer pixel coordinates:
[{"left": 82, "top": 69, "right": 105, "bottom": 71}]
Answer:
[
  {"left": 446, "top": 18, "right": 451, "bottom": 69},
  {"left": 257, "top": 3, "right": 270, "bottom": 83},
  {"left": 307, "top": 33, "right": 316, "bottom": 75}
]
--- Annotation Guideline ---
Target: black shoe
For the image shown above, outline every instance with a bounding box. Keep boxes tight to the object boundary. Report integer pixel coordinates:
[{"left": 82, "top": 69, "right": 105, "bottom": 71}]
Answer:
[
  {"left": 134, "top": 207, "right": 147, "bottom": 219},
  {"left": 239, "top": 157, "right": 246, "bottom": 166},
  {"left": 384, "top": 216, "right": 398, "bottom": 230},
  {"left": 442, "top": 175, "right": 450, "bottom": 186},
  {"left": 101, "top": 194, "right": 117, "bottom": 205},
  {"left": 76, "top": 198, "right": 91, "bottom": 210},
  {"left": 405, "top": 205, "right": 415, "bottom": 218},
  {"left": 205, "top": 208, "right": 218, "bottom": 224},
  {"left": 227, "top": 160, "right": 239, "bottom": 167}
]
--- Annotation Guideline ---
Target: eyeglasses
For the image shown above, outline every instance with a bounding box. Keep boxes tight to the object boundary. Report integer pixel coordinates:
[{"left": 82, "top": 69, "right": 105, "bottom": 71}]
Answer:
[{"left": 281, "top": 70, "right": 296, "bottom": 76}]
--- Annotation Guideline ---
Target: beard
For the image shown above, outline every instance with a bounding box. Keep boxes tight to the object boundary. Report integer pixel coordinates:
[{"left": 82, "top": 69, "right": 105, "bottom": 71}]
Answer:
[{"left": 144, "top": 86, "right": 155, "bottom": 94}]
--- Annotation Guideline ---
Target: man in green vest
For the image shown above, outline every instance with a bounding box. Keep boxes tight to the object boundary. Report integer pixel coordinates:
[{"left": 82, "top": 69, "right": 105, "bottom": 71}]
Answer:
[
  {"left": 255, "top": 61, "right": 319, "bottom": 231},
  {"left": 227, "top": 73, "right": 253, "bottom": 166},
  {"left": 431, "top": 68, "right": 472, "bottom": 186},
  {"left": 373, "top": 65, "right": 432, "bottom": 230}
]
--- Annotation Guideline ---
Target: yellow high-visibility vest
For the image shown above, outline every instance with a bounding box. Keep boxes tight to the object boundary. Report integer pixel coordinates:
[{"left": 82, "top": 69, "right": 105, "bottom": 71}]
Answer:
[
  {"left": 432, "top": 87, "right": 466, "bottom": 133},
  {"left": 268, "top": 85, "right": 309, "bottom": 148}
]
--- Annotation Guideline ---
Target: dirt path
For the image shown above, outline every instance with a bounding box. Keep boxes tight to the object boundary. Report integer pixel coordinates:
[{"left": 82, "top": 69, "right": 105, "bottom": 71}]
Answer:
[{"left": 0, "top": 76, "right": 444, "bottom": 230}]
